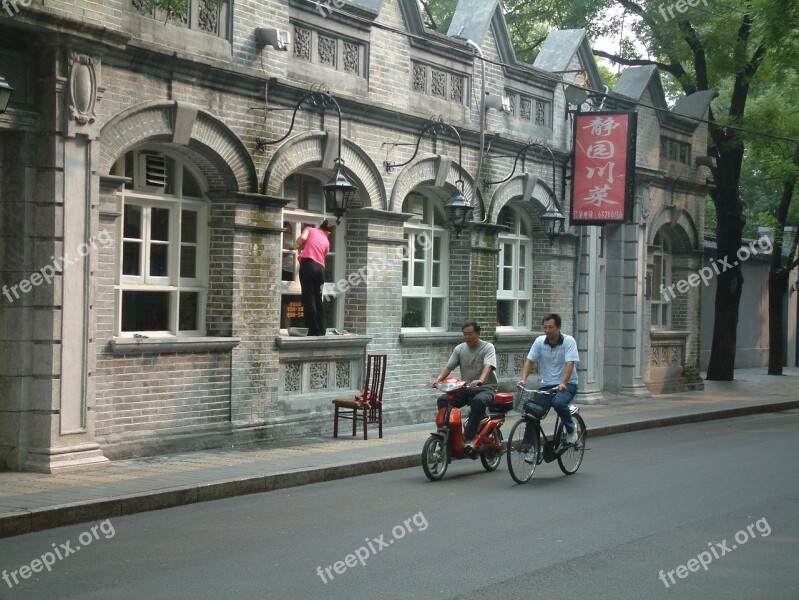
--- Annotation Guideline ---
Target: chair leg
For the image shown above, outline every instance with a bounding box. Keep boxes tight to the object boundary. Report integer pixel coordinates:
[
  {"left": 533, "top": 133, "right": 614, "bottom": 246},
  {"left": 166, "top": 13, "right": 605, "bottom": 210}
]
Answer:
[
  {"left": 363, "top": 408, "right": 368, "bottom": 440},
  {"left": 333, "top": 405, "right": 339, "bottom": 438},
  {"left": 352, "top": 407, "right": 357, "bottom": 437},
  {"left": 378, "top": 411, "right": 382, "bottom": 439}
]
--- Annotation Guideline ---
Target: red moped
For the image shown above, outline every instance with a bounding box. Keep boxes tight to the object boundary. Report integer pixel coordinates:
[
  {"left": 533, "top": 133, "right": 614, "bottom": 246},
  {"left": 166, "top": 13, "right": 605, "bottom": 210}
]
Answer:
[{"left": 422, "top": 377, "right": 514, "bottom": 481}]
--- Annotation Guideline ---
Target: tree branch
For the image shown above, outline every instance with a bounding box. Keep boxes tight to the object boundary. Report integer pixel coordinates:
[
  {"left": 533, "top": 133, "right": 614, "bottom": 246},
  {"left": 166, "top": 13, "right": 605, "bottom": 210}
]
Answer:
[{"left": 591, "top": 50, "right": 684, "bottom": 78}]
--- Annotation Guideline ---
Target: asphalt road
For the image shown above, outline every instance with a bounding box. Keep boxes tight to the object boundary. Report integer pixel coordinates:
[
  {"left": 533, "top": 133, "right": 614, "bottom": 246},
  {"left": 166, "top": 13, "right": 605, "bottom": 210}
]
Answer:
[{"left": 1, "top": 411, "right": 798, "bottom": 600}]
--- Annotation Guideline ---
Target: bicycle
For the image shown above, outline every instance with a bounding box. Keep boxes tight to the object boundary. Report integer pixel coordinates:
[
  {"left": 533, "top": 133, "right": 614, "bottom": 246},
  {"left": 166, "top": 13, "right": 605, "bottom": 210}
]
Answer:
[{"left": 506, "top": 386, "right": 586, "bottom": 484}]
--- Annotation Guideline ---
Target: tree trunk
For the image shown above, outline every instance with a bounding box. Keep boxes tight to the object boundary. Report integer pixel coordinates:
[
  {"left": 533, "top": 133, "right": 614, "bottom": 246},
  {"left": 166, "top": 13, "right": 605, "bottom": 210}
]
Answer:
[
  {"left": 767, "top": 267, "right": 788, "bottom": 375},
  {"left": 706, "top": 157, "right": 746, "bottom": 381}
]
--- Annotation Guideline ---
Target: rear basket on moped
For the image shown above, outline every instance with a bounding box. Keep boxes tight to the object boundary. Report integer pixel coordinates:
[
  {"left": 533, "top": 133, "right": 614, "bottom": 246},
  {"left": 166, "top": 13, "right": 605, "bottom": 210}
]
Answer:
[{"left": 490, "top": 392, "right": 514, "bottom": 414}]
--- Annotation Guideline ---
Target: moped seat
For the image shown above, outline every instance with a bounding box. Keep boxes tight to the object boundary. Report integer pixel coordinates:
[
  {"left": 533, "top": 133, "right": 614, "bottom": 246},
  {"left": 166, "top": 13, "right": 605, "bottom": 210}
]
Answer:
[{"left": 490, "top": 392, "right": 514, "bottom": 414}]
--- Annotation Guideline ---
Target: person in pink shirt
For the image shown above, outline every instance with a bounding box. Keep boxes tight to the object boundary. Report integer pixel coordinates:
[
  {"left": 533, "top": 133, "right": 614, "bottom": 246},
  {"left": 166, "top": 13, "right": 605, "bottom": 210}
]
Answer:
[{"left": 292, "top": 220, "right": 333, "bottom": 336}]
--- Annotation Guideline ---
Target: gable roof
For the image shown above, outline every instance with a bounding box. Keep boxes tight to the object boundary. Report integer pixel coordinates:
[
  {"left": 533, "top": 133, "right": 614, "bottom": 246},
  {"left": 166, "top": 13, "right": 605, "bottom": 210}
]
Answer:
[{"left": 533, "top": 29, "right": 603, "bottom": 91}]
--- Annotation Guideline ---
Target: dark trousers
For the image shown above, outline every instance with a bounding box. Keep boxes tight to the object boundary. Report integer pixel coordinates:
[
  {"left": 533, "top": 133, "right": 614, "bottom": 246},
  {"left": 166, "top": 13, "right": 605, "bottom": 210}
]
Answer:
[
  {"left": 437, "top": 387, "right": 495, "bottom": 440},
  {"left": 299, "top": 259, "right": 325, "bottom": 336},
  {"left": 540, "top": 383, "right": 578, "bottom": 432}
]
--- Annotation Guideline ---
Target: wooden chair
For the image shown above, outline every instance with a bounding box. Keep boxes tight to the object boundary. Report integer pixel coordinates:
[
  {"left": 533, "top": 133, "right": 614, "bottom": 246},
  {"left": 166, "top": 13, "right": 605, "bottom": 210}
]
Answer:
[{"left": 333, "top": 354, "right": 387, "bottom": 440}]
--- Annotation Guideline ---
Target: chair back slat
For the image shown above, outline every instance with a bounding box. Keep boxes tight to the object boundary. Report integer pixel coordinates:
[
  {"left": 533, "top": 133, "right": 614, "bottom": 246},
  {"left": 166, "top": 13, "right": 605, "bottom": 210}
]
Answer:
[{"left": 364, "top": 354, "right": 387, "bottom": 412}]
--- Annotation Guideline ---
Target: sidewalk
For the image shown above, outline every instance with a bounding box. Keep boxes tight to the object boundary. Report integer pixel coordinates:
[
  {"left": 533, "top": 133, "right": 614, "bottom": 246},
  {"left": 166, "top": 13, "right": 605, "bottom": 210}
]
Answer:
[{"left": 1, "top": 367, "right": 797, "bottom": 539}]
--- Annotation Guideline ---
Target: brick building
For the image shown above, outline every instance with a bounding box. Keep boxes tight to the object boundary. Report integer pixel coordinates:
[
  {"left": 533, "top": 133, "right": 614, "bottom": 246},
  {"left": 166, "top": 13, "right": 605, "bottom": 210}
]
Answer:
[{"left": 0, "top": 0, "right": 711, "bottom": 471}]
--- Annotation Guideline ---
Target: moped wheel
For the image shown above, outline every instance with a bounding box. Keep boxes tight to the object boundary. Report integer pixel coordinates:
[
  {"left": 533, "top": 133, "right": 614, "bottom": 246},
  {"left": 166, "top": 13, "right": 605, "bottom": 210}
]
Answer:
[
  {"left": 506, "top": 418, "right": 538, "bottom": 484},
  {"left": 480, "top": 429, "right": 503, "bottom": 472},
  {"left": 422, "top": 436, "right": 448, "bottom": 481},
  {"left": 557, "top": 414, "right": 586, "bottom": 475}
]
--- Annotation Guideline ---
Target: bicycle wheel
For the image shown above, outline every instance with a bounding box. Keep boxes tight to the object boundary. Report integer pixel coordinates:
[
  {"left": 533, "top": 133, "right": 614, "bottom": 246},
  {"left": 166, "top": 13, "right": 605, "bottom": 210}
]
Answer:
[
  {"left": 480, "top": 429, "right": 503, "bottom": 471},
  {"left": 506, "top": 418, "right": 539, "bottom": 484},
  {"left": 557, "top": 414, "right": 586, "bottom": 475},
  {"left": 422, "top": 436, "right": 448, "bottom": 481}
]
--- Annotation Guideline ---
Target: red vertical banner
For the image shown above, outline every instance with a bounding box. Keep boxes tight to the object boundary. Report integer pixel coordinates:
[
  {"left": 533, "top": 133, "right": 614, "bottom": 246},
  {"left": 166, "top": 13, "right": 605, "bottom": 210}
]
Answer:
[{"left": 570, "top": 112, "right": 637, "bottom": 225}]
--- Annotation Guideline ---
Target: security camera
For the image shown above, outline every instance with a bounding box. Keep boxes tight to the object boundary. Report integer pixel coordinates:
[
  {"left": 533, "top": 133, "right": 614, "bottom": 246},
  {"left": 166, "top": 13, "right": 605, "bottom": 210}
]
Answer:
[
  {"left": 484, "top": 92, "right": 512, "bottom": 113},
  {"left": 256, "top": 28, "right": 290, "bottom": 51}
]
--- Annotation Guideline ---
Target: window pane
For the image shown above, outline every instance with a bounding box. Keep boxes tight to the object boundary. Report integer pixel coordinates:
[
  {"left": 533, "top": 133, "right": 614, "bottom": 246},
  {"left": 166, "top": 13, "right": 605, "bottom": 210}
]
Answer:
[
  {"left": 402, "top": 297, "right": 425, "bottom": 327},
  {"left": 432, "top": 261, "right": 440, "bottom": 287},
  {"left": 124, "top": 205, "right": 142, "bottom": 239},
  {"left": 402, "top": 256, "right": 409, "bottom": 286},
  {"left": 503, "top": 266, "right": 512, "bottom": 290},
  {"left": 122, "top": 241, "right": 141, "bottom": 276},
  {"left": 431, "top": 297, "right": 444, "bottom": 327},
  {"left": 178, "top": 292, "right": 198, "bottom": 331},
  {"left": 150, "top": 243, "right": 169, "bottom": 277},
  {"left": 517, "top": 301, "right": 529, "bottom": 327},
  {"left": 305, "top": 178, "right": 323, "bottom": 213},
  {"left": 181, "top": 210, "right": 198, "bottom": 243},
  {"left": 497, "top": 300, "right": 511, "bottom": 327},
  {"left": 164, "top": 156, "right": 176, "bottom": 195},
  {"left": 413, "top": 261, "right": 425, "bottom": 286},
  {"left": 151, "top": 208, "right": 170, "bottom": 242},
  {"left": 121, "top": 291, "right": 170, "bottom": 332},
  {"left": 180, "top": 245, "right": 196, "bottom": 278},
  {"left": 182, "top": 167, "right": 202, "bottom": 198}
]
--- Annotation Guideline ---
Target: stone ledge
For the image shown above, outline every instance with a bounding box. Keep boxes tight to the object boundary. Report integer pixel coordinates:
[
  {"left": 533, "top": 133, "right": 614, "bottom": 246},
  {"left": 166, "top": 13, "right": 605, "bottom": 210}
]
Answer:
[{"left": 108, "top": 337, "right": 240, "bottom": 355}]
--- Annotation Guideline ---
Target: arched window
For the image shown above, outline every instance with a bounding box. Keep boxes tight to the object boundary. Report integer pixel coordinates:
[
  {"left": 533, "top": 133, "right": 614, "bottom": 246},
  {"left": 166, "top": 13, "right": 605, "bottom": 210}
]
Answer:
[
  {"left": 111, "top": 149, "right": 208, "bottom": 336},
  {"left": 651, "top": 230, "right": 672, "bottom": 328},
  {"left": 280, "top": 172, "right": 344, "bottom": 331},
  {"left": 496, "top": 205, "right": 532, "bottom": 328},
  {"left": 401, "top": 194, "right": 449, "bottom": 329}
]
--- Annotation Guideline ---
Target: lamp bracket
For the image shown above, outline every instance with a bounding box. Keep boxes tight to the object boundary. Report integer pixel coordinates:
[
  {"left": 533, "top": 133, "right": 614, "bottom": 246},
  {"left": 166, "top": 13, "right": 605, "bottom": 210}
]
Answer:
[{"left": 383, "top": 116, "right": 463, "bottom": 181}]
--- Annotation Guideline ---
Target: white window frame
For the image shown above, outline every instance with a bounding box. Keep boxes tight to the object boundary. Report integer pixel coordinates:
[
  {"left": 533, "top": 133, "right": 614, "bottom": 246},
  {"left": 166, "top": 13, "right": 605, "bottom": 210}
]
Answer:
[
  {"left": 113, "top": 149, "right": 209, "bottom": 337},
  {"left": 651, "top": 230, "right": 672, "bottom": 328},
  {"left": 496, "top": 205, "right": 533, "bottom": 329},
  {"left": 279, "top": 172, "right": 346, "bottom": 333},
  {"left": 401, "top": 194, "right": 449, "bottom": 330}
]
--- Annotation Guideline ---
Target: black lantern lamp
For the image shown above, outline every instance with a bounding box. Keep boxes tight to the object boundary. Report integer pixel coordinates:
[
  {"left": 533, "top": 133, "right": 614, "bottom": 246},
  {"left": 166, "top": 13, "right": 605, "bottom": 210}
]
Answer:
[
  {"left": 540, "top": 196, "right": 566, "bottom": 243},
  {"left": 259, "top": 87, "right": 358, "bottom": 222},
  {"left": 323, "top": 158, "right": 358, "bottom": 224},
  {"left": 444, "top": 181, "right": 473, "bottom": 237},
  {"left": 0, "top": 76, "right": 14, "bottom": 114},
  {"left": 484, "top": 142, "right": 565, "bottom": 244},
  {"left": 384, "top": 117, "right": 474, "bottom": 236}
]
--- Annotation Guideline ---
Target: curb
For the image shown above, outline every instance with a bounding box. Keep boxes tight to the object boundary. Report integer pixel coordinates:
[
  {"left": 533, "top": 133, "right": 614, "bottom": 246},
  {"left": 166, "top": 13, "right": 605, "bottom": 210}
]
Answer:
[{"left": 2, "top": 401, "right": 797, "bottom": 539}]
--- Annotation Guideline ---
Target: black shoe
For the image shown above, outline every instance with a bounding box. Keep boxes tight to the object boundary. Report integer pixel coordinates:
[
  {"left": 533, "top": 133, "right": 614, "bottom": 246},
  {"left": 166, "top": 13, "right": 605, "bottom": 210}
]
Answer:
[{"left": 463, "top": 440, "right": 476, "bottom": 453}]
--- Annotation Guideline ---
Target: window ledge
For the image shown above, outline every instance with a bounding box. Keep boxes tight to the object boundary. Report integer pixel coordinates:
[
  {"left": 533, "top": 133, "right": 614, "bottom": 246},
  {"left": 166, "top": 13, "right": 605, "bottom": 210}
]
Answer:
[
  {"left": 109, "top": 337, "right": 240, "bottom": 355},
  {"left": 493, "top": 329, "right": 535, "bottom": 342},
  {"left": 399, "top": 331, "right": 462, "bottom": 346},
  {"left": 650, "top": 329, "right": 691, "bottom": 340},
  {"left": 276, "top": 334, "right": 372, "bottom": 360}
]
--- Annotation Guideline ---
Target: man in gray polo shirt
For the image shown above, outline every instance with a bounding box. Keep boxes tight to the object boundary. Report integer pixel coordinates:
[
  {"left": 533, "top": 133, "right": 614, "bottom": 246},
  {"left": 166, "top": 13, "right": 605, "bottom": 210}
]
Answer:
[
  {"left": 518, "top": 313, "right": 580, "bottom": 443},
  {"left": 428, "top": 320, "right": 497, "bottom": 451}
]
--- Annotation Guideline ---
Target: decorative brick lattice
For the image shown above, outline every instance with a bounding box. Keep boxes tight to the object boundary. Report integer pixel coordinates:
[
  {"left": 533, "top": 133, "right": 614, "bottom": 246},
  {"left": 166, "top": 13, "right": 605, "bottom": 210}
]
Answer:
[
  {"left": 413, "top": 63, "right": 427, "bottom": 92},
  {"left": 507, "top": 92, "right": 516, "bottom": 118},
  {"left": 294, "top": 27, "right": 311, "bottom": 61},
  {"left": 431, "top": 70, "right": 446, "bottom": 98},
  {"left": 336, "top": 360, "right": 350, "bottom": 388},
  {"left": 514, "top": 353, "right": 528, "bottom": 374},
  {"left": 285, "top": 363, "right": 302, "bottom": 392},
  {"left": 520, "top": 97, "right": 532, "bottom": 121},
  {"left": 498, "top": 353, "right": 508, "bottom": 376},
  {"left": 318, "top": 36, "right": 336, "bottom": 67},
  {"left": 198, "top": 0, "right": 219, "bottom": 34},
  {"left": 343, "top": 42, "right": 359, "bottom": 74},
  {"left": 450, "top": 75, "right": 463, "bottom": 103},
  {"left": 310, "top": 362, "right": 329, "bottom": 390},
  {"left": 535, "top": 100, "right": 546, "bottom": 126}
]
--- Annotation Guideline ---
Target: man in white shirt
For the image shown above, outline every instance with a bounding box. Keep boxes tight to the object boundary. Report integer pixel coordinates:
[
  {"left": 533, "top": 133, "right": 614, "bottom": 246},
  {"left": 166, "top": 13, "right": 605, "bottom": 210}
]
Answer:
[{"left": 517, "top": 313, "right": 580, "bottom": 443}]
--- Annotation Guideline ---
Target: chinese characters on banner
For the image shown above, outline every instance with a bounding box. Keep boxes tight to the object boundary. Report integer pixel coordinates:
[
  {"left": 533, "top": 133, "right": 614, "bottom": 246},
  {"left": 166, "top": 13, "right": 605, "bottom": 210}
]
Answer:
[{"left": 570, "top": 112, "right": 637, "bottom": 225}]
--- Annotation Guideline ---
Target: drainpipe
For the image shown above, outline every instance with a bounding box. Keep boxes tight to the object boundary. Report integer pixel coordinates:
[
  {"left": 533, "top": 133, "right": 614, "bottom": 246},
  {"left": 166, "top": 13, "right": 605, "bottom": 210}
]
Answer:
[{"left": 464, "top": 39, "right": 487, "bottom": 222}]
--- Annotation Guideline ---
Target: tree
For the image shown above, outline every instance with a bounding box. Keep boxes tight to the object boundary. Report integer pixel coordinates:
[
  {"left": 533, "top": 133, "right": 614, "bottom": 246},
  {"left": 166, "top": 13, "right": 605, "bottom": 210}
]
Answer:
[
  {"left": 427, "top": 0, "right": 799, "bottom": 379},
  {"left": 744, "top": 57, "right": 799, "bottom": 374}
]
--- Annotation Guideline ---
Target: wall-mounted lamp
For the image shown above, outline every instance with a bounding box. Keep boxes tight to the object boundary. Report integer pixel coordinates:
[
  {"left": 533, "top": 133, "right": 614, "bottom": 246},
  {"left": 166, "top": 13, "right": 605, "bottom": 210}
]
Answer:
[
  {"left": 384, "top": 117, "right": 473, "bottom": 236},
  {"left": 485, "top": 142, "right": 565, "bottom": 244},
  {"left": 256, "top": 27, "right": 290, "bottom": 51},
  {"left": 0, "top": 76, "right": 14, "bottom": 113},
  {"left": 559, "top": 69, "right": 607, "bottom": 116},
  {"left": 484, "top": 92, "right": 511, "bottom": 113},
  {"left": 260, "top": 87, "right": 358, "bottom": 223}
]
